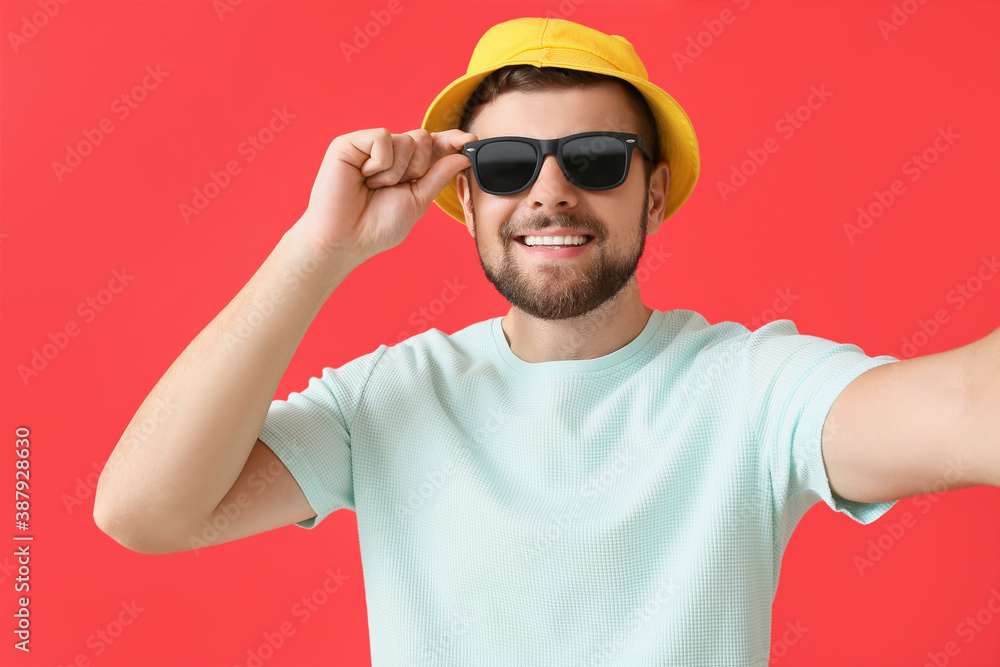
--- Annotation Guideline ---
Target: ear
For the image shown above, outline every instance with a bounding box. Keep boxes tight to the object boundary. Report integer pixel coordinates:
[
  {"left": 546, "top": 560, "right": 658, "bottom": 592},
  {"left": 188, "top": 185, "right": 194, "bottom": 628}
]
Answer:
[
  {"left": 646, "top": 160, "right": 670, "bottom": 235},
  {"left": 456, "top": 168, "right": 476, "bottom": 238}
]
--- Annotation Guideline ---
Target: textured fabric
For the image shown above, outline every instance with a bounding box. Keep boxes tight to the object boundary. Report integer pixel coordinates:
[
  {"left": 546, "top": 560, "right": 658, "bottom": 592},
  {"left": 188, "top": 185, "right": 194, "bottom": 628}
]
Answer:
[{"left": 258, "top": 309, "right": 900, "bottom": 666}]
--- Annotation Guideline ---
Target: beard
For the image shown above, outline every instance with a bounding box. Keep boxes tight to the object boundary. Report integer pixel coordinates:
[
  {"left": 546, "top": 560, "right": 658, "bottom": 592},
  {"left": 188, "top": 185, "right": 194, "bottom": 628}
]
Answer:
[{"left": 470, "top": 190, "right": 649, "bottom": 321}]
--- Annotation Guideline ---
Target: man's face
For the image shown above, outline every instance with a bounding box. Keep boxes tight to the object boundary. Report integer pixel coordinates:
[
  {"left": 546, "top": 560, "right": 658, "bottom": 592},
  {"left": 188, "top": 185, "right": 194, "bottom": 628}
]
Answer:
[{"left": 456, "top": 82, "right": 666, "bottom": 320}]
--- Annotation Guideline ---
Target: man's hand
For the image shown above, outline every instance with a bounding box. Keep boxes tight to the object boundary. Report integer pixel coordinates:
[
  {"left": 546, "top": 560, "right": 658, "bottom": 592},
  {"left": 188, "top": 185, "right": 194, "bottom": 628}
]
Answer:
[{"left": 292, "top": 128, "right": 478, "bottom": 264}]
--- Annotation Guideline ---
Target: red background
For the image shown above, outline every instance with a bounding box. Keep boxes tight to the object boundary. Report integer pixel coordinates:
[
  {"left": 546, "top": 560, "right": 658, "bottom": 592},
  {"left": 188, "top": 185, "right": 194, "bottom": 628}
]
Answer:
[{"left": 2, "top": 1, "right": 999, "bottom": 665}]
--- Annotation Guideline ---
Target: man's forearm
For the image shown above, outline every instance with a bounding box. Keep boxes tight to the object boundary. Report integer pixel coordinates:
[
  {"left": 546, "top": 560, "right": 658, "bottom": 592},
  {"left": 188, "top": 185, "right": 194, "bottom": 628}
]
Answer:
[
  {"left": 94, "top": 219, "right": 362, "bottom": 550},
  {"left": 960, "top": 324, "right": 1000, "bottom": 487}
]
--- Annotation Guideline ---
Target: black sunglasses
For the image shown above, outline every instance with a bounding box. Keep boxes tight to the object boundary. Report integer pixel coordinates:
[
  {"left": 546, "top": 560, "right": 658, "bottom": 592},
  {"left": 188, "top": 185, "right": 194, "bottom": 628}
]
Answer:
[{"left": 462, "top": 131, "right": 655, "bottom": 196}]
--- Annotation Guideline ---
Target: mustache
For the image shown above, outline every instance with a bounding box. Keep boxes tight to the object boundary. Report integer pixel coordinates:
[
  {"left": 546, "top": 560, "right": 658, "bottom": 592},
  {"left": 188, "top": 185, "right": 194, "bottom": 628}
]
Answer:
[{"left": 503, "top": 212, "right": 605, "bottom": 240}]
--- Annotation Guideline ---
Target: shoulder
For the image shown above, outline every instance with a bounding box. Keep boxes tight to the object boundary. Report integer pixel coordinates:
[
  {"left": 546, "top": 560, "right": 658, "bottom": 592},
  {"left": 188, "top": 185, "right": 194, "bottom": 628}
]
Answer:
[
  {"left": 375, "top": 317, "right": 498, "bottom": 376},
  {"left": 654, "top": 308, "right": 753, "bottom": 356}
]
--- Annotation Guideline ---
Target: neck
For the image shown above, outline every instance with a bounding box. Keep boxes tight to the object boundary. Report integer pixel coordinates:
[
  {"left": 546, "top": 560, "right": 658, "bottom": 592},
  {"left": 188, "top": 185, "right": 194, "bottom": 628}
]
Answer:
[{"left": 499, "top": 286, "right": 654, "bottom": 363}]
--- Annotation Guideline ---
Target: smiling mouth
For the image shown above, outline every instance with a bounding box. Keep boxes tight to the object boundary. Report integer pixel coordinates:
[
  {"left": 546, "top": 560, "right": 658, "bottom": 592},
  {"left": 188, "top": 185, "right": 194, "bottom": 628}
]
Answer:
[{"left": 514, "top": 234, "right": 595, "bottom": 248}]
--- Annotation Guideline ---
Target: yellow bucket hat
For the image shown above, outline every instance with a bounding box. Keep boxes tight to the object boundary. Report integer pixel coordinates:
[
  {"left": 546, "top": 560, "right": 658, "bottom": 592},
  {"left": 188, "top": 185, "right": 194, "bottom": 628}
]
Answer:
[{"left": 421, "top": 16, "right": 700, "bottom": 226}]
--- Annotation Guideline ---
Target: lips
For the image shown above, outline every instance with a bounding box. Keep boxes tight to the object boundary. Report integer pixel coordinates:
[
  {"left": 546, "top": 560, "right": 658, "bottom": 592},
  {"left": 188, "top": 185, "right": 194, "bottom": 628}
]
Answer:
[
  {"left": 515, "top": 236, "right": 594, "bottom": 259},
  {"left": 514, "top": 234, "right": 594, "bottom": 246}
]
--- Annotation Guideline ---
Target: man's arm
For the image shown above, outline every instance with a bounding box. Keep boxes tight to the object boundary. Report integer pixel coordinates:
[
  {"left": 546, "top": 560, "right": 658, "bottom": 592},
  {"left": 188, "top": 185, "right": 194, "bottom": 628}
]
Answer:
[
  {"left": 821, "top": 325, "right": 1000, "bottom": 504},
  {"left": 93, "top": 225, "right": 361, "bottom": 554},
  {"left": 93, "top": 128, "right": 476, "bottom": 555}
]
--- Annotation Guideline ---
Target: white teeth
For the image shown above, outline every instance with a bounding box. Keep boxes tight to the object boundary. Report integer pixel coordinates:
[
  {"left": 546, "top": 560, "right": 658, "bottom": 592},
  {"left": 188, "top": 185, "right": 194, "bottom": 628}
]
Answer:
[{"left": 523, "top": 235, "right": 589, "bottom": 247}]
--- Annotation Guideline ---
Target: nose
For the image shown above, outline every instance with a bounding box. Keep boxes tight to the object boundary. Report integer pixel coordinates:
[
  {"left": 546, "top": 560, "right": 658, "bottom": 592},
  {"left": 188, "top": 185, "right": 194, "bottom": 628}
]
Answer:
[{"left": 526, "top": 154, "right": 579, "bottom": 214}]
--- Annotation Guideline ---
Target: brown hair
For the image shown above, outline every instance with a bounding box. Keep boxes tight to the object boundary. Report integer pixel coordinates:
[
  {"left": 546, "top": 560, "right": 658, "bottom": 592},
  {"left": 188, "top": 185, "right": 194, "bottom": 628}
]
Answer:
[{"left": 457, "top": 65, "right": 660, "bottom": 186}]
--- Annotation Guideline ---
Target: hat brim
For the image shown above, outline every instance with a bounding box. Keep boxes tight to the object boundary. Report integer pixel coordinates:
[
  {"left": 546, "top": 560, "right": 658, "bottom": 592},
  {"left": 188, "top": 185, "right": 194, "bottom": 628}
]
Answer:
[{"left": 421, "top": 62, "right": 700, "bottom": 226}]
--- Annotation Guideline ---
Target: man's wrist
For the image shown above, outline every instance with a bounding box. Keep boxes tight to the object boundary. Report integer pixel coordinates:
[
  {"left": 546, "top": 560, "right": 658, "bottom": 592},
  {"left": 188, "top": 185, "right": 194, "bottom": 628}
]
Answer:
[{"left": 278, "top": 221, "right": 364, "bottom": 300}]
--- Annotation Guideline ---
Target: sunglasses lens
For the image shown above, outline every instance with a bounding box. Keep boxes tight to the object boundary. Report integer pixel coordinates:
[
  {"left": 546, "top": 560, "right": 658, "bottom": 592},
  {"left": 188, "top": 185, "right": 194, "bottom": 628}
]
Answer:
[
  {"left": 476, "top": 141, "right": 538, "bottom": 193},
  {"left": 562, "top": 135, "right": 628, "bottom": 188}
]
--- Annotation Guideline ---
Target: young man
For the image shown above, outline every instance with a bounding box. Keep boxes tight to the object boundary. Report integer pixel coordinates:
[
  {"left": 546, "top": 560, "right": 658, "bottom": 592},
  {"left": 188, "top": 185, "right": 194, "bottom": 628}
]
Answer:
[{"left": 95, "top": 16, "right": 999, "bottom": 665}]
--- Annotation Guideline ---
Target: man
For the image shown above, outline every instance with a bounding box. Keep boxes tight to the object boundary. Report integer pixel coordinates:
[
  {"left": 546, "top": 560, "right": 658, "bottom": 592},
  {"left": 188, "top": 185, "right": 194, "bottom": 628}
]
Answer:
[{"left": 94, "top": 16, "right": 999, "bottom": 665}]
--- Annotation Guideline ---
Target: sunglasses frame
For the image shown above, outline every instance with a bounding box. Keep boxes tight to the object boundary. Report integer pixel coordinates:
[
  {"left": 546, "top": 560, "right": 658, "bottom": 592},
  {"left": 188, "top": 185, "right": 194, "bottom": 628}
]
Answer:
[{"left": 462, "top": 131, "right": 655, "bottom": 196}]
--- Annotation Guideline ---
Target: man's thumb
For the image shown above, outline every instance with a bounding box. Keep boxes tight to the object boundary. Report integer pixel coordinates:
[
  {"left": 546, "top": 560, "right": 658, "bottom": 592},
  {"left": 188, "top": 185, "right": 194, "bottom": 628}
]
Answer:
[{"left": 411, "top": 153, "right": 472, "bottom": 210}]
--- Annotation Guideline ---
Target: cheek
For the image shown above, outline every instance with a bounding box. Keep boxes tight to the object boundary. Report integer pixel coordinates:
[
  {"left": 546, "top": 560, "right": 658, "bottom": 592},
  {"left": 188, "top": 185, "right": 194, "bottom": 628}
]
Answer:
[
  {"left": 476, "top": 196, "right": 519, "bottom": 231},
  {"left": 478, "top": 192, "right": 515, "bottom": 214},
  {"left": 612, "top": 181, "right": 647, "bottom": 218}
]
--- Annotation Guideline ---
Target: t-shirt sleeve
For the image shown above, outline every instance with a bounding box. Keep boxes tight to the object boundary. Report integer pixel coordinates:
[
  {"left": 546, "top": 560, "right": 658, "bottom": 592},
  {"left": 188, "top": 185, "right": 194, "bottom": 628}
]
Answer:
[
  {"left": 740, "top": 319, "right": 902, "bottom": 541},
  {"left": 257, "top": 344, "right": 389, "bottom": 528}
]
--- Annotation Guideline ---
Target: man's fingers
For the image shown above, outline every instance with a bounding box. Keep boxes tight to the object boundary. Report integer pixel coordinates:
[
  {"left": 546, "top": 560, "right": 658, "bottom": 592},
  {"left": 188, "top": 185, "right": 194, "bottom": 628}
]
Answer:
[
  {"left": 364, "top": 129, "right": 477, "bottom": 189},
  {"left": 399, "top": 129, "right": 434, "bottom": 183},
  {"left": 357, "top": 128, "right": 394, "bottom": 177},
  {"left": 364, "top": 133, "right": 418, "bottom": 187},
  {"left": 410, "top": 152, "right": 473, "bottom": 208},
  {"left": 430, "top": 129, "right": 479, "bottom": 158}
]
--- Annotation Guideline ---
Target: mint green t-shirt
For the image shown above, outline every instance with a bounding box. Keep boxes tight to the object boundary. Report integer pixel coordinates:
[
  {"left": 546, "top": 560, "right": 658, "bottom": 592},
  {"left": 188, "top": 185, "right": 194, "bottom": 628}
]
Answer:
[{"left": 258, "top": 309, "right": 900, "bottom": 666}]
